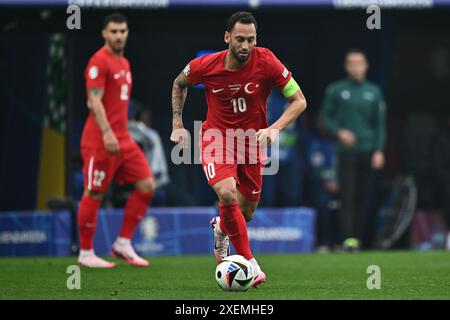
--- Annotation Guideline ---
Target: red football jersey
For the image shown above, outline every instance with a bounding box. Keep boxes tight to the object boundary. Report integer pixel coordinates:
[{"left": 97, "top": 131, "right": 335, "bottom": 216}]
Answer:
[
  {"left": 81, "top": 46, "right": 133, "bottom": 148},
  {"left": 186, "top": 47, "right": 292, "bottom": 133}
]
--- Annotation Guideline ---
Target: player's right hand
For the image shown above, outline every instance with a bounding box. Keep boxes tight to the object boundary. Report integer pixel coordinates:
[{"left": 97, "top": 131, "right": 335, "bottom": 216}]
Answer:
[
  {"left": 170, "top": 127, "right": 190, "bottom": 149},
  {"left": 103, "top": 130, "right": 120, "bottom": 155},
  {"left": 337, "top": 129, "right": 357, "bottom": 147}
]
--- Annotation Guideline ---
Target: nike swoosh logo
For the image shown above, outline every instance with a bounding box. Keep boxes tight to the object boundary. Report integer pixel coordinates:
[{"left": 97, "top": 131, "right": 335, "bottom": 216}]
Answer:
[
  {"left": 252, "top": 190, "right": 261, "bottom": 195},
  {"left": 212, "top": 88, "right": 224, "bottom": 93}
]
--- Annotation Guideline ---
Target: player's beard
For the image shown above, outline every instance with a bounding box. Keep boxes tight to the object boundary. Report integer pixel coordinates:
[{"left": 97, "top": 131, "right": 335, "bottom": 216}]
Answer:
[
  {"left": 109, "top": 40, "right": 126, "bottom": 55},
  {"left": 231, "top": 47, "right": 251, "bottom": 63}
]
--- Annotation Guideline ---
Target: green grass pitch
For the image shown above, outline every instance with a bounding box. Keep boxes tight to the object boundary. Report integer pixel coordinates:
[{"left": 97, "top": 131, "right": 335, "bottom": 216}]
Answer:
[{"left": 0, "top": 251, "right": 449, "bottom": 299}]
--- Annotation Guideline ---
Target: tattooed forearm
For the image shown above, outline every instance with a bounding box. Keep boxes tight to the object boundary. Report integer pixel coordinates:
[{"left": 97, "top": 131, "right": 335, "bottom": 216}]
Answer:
[
  {"left": 87, "top": 87, "right": 111, "bottom": 134},
  {"left": 89, "top": 88, "right": 104, "bottom": 97},
  {"left": 172, "top": 71, "right": 191, "bottom": 126}
]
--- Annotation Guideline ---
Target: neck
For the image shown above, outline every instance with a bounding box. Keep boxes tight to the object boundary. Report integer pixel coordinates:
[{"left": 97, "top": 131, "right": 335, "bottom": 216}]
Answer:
[
  {"left": 349, "top": 76, "right": 365, "bottom": 83},
  {"left": 105, "top": 44, "right": 123, "bottom": 57},
  {"left": 224, "top": 51, "right": 248, "bottom": 70}
]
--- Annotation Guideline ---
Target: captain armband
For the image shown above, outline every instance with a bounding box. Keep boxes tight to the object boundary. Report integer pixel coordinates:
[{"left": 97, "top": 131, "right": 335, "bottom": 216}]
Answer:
[{"left": 282, "top": 78, "right": 300, "bottom": 98}]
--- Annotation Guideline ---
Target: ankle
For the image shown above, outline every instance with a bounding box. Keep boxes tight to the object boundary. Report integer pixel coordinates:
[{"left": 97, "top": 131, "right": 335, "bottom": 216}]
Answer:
[
  {"left": 79, "top": 249, "right": 94, "bottom": 257},
  {"left": 116, "top": 237, "right": 131, "bottom": 245},
  {"left": 249, "top": 258, "right": 261, "bottom": 274}
]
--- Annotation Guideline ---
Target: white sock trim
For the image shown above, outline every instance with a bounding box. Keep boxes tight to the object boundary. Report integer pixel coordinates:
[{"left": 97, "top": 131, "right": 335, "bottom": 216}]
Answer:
[
  {"left": 249, "top": 258, "right": 261, "bottom": 274},
  {"left": 117, "top": 237, "right": 131, "bottom": 245},
  {"left": 79, "top": 249, "right": 94, "bottom": 257}
]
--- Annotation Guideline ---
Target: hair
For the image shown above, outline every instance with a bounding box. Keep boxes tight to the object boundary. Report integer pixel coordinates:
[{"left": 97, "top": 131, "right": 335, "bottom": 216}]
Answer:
[
  {"left": 103, "top": 12, "right": 128, "bottom": 29},
  {"left": 226, "top": 11, "right": 257, "bottom": 32},
  {"left": 345, "top": 48, "right": 367, "bottom": 59}
]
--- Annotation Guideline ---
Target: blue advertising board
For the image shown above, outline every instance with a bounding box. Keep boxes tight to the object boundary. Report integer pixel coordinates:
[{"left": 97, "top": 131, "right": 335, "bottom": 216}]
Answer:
[
  {"left": 0, "top": 207, "right": 315, "bottom": 256},
  {"left": 0, "top": 211, "right": 72, "bottom": 256}
]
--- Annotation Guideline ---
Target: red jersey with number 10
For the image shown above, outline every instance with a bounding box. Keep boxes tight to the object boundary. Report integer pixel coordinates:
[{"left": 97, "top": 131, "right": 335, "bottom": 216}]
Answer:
[
  {"left": 81, "top": 46, "right": 133, "bottom": 148},
  {"left": 185, "top": 47, "right": 292, "bottom": 133}
]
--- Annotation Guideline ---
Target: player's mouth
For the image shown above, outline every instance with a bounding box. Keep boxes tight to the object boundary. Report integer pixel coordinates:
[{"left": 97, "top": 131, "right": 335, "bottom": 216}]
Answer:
[{"left": 238, "top": 51, "right": 249, "bottom": 59}]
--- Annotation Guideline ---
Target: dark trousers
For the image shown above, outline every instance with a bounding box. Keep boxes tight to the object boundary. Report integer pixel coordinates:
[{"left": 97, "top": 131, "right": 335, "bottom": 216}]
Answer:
[{"left": 337, "top": 152, "right": 375, "bottom": 243}]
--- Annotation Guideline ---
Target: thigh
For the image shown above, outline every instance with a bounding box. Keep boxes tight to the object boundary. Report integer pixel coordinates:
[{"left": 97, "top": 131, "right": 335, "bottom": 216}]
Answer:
[
  {"left": 201, "top": 160, "right": 239, "bottom": 188},
  {"left": 81, "top": 146, "right": 117, "bottom": 193},
  {"left": 236, "top": 164, "right": 264, "bottom": 202},
  {"left": 201, "top": 134, "right": 239, "bottom": 187},
  {"left": 115, "top": 142, "right": 153, "bottom": 186}
]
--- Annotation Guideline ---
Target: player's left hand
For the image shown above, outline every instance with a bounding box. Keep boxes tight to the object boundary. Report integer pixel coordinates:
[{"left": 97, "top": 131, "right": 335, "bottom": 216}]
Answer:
[
  {"left": 256, "top": 127, "right": 279, "bottom": 147},
  {"left": 371, "top": 151, "right": 385, "bottom": 170}
]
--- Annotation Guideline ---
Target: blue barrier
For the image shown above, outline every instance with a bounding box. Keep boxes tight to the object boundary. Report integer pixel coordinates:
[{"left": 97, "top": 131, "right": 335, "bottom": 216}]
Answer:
[
  {"left": 0, "top": 207, "right": 315, "bottom": 256},
  {"left": 0, "top": 211, "right": 72, "bottom": 256}
]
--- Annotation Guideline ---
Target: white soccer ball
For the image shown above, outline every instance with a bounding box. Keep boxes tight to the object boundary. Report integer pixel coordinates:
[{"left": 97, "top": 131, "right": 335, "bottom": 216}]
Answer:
[{"left": 215, "top": 255, "right": 255, "bottom": 291}]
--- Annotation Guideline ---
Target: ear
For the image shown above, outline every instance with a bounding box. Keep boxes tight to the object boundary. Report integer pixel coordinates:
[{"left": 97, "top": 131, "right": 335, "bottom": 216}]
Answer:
[
  {"left": 224, "top": 31, "right": 230, "bottom": 44},
  {"left": 102, "top": 29, "right": 107, "bottom": 39}
]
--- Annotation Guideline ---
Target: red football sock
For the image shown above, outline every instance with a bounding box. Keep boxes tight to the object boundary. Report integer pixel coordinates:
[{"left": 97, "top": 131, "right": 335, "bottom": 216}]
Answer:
[
  {"left": 77, "top": 194, "right": 101, "bottom": 250},
  {"left": 219, "top": 201, "right": 253, "bottom": 260},
  {"left": 119, "top": 190, "right": 153, "bottom": 239}
]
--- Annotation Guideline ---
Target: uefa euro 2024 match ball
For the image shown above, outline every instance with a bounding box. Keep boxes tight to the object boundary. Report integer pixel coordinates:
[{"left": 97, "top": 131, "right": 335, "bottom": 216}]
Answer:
[{"left": 215, "top": 255, "right": 256, "bottom": 291}]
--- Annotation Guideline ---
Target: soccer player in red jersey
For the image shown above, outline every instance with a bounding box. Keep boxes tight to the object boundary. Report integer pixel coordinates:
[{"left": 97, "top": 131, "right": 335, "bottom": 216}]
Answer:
[
  {"left": 77, "top": 13, "right": 155, "bottom": 268},
  {"left": 170, "top": 12, "right": 307, "bottom": 286}
]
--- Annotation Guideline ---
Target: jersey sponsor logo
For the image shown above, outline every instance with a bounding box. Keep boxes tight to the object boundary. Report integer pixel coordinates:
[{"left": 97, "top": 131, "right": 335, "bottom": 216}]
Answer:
[
  {"left": 341, "top": 90, "right": 351, "bottom": 100},
  {"left": 282, "top": 67, "right": 289, "bottom": 78},
  {"left": 212, "top": 88, "right": 224, "bottom": 93},
  {"left": 363, "top": 92, "right": 374, "bottom": 101},
  {"left": 244, "top": 82, "right": 259, "bottom": 94},
  {"left": 183, "top": 64, "right": 190, "bottom": 76},
  {"left": 88, "top": 66, "right": 99, "bottom": 79},
  {"left": 252, "top": 189, "right": 261, "bottom": 195},
  {"left": 113, "top": 70, "right": 127, "bottom": 80},
  {"left": 228, "top": 84, "right": 241, "bottom": 91}
]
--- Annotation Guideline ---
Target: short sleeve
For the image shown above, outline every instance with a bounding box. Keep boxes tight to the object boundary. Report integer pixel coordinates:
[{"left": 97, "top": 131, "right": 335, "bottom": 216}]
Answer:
[
  {"left": 265, "top": 49, "right": 292, "bottom": 91},
  {"left": 85, "top": 55, "right": 107, "bottom": 91},
  {"left": 185, "top": 56, "right": 204, "bottom": 86}
]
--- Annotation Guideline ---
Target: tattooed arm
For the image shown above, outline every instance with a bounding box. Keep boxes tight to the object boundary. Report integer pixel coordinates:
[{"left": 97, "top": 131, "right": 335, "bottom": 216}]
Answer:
[
  {"left": 87, "top": 88, "right": 119, "bottom": 154},
  {"left": 170, "top": 71, "right": 192, "bottom": 147}
]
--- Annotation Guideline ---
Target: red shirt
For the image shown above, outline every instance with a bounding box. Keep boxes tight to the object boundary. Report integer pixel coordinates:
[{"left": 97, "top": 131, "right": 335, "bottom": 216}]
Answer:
[
  {"left": 186, "top": 47, "right": 292, "bottom": 133},
  {"left": 81, "top": 46, "right": 133, "bottom": 148}
]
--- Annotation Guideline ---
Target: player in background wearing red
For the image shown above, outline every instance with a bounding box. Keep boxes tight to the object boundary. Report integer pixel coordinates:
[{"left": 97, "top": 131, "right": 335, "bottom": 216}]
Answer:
[
  {"left": 170, "top": 12, "right": 307, "bottom": 287},
  {"left": 77, "top": 13, "right": 155, "bottom": 268}
]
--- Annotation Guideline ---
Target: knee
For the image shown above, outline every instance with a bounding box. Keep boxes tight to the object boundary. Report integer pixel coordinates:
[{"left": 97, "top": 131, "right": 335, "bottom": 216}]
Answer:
[
  {"left": 136, "top": 178, "right": 156, "bottom": 193},
  {"left": 241, "top": 206, "right": 256, "bottom": 222},
  {"left": 84, "top": 190, "right": 104, "bottom": 201},
  {"left": 217, "top": 187, "right": 237, "bottom": 206}
]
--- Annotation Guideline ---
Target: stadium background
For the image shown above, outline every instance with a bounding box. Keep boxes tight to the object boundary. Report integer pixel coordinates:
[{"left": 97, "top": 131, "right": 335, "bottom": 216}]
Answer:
[{"left": 0, "top": 1, "right": 449, "bottom": 255}]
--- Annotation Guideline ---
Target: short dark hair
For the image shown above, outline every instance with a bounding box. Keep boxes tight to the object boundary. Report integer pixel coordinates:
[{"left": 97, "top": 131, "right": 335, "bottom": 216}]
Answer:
[
  {"left": 345, "top": 48, "right": 366, "bottom": 58},
  {"left": 103, "top": 13, "right": 128, "bottom": 29},
  {"left": 226, "top": 11, "right": 257, "bottom": 32}
]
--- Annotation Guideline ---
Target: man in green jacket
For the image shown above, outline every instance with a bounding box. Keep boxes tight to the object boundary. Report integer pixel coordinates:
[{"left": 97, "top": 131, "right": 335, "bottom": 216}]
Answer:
[{"left": 320, "top": 48, "right": 386, "bottom": 251}]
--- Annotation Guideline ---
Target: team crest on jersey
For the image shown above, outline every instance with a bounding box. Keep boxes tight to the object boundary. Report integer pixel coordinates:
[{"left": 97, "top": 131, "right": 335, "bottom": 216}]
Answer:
[
  {"left": 183, "top": 64, "right": 190, "bottom": 76},
  {"left": 244, "top": 82, "right": 260, "bottom": 94},
  {"left": 89, "top": 66, "right": 99, "bottom": 79}
]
